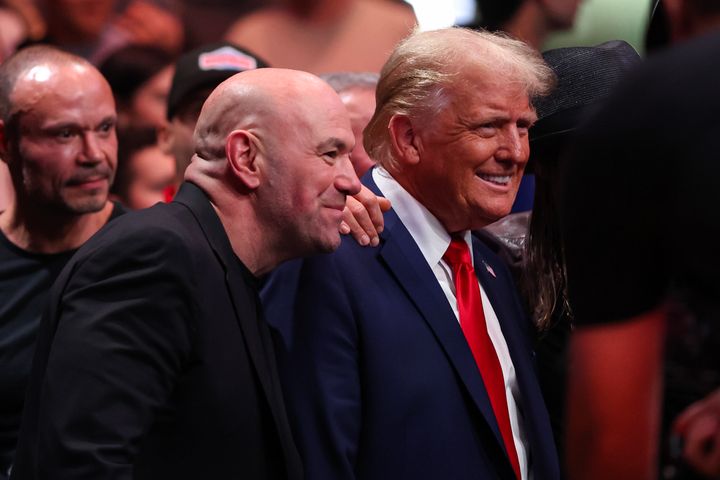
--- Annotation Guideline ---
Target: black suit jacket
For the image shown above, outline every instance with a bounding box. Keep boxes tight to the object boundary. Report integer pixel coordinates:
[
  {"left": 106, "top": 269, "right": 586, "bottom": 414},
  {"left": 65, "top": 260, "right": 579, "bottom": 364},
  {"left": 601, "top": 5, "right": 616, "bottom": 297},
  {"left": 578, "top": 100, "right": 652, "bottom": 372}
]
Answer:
[{"left": 12, "top": 183, "right": 302, "bottom": 479}]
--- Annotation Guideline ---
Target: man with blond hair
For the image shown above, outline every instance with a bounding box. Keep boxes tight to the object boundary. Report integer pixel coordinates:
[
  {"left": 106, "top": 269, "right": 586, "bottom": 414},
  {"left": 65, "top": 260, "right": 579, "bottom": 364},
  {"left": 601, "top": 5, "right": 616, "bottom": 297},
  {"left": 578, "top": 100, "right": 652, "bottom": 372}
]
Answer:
[
  {"left": 12, "top": 67, "right": 361, "bottom": 479},
  {"left": 271, "top": 28, "right": 559, "bottom": 480}
]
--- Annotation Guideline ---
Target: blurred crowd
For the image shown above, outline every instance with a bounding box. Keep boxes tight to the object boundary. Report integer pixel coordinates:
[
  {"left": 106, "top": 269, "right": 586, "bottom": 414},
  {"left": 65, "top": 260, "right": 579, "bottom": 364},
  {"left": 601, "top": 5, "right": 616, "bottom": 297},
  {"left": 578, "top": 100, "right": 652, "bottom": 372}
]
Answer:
[{"left": 1, "top": 0, "right": 719, "bottom": 479}]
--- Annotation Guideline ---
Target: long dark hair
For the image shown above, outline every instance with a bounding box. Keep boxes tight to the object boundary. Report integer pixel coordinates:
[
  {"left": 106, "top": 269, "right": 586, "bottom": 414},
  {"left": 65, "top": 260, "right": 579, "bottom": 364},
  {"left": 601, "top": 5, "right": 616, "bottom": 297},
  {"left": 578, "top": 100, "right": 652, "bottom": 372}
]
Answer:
[{"left": 522, "top": 144, "right": 571, "bottom": 331}]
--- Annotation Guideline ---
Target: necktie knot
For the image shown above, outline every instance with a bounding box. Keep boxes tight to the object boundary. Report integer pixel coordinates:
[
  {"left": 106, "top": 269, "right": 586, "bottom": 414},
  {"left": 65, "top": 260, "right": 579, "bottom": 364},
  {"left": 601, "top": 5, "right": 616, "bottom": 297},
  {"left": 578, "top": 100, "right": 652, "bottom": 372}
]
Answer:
[{"left": 443, "top": 236, "right": 472, "bottom": 270}]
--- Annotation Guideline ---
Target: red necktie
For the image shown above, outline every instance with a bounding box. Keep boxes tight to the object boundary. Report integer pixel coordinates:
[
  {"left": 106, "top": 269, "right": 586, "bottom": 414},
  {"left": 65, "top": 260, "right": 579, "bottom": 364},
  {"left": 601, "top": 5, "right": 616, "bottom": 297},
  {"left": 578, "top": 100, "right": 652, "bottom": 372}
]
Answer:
[{"left": 443, "top": 236, "right": 521, "bottom": 480}]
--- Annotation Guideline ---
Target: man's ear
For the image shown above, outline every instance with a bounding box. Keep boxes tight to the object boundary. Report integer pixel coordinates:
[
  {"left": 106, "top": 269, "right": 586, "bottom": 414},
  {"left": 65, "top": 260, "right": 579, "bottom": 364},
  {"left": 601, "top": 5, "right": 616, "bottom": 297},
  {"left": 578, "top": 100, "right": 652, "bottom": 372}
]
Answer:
[
  {"left": 157, "top": 122, "right": 173, "bottom": 156},
  {"left": 226, "top": 129, "right": 260, "bottom": 189},
  {"left": 388, "top": 114, "right": 421, "bottom": 166}
]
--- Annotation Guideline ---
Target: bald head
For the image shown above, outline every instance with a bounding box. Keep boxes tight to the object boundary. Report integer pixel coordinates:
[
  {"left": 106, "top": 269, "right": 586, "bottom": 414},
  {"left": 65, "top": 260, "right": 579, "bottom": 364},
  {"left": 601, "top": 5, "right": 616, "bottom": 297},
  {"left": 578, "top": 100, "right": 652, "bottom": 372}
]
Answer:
[
  {"left": 185, "top": 67, "right": 360, "bottom": 273},
  {"left": 192, "top": 68, "right": 348, "bottom": 164},
  {"left": 0, "top": 46, "right": 103, "bottom": 124}
]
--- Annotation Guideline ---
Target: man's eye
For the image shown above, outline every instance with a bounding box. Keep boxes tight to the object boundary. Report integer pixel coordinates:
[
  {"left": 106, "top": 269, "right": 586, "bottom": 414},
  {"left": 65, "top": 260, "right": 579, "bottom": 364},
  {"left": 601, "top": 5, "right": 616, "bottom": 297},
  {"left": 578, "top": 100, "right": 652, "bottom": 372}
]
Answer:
[
  {"left": 98, "top": 122, "right": 115, "bottom": 134},
  {"left": 476, "top": 124, "right": 496, "bottom": 134},
  {"left": 323, "top": 151, "right": 339, "bottom": 159},
  {"left": 56, "top": 129, "right": 74, "bottom": 139}
]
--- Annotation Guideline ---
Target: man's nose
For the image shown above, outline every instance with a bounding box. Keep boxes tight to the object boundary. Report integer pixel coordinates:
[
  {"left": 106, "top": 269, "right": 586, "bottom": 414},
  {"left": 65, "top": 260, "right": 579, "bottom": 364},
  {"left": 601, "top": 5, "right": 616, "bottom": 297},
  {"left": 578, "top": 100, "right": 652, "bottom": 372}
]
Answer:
[
  {"left": 496, "top": 126, "right": 527, "bottom": 164},
  {"left": 79, "top": 132, "right": 104, "bottom": 164},
  {"left": 336, "top": 154, "right": 362, "bottom": 196}
]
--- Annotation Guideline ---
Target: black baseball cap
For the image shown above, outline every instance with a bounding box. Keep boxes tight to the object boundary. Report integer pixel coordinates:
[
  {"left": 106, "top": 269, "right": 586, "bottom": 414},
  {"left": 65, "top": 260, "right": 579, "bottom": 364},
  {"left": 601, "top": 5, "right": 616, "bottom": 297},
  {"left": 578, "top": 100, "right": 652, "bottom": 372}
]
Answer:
[{"left": 166, "top": 42, "right": 269, "bottom": 120}]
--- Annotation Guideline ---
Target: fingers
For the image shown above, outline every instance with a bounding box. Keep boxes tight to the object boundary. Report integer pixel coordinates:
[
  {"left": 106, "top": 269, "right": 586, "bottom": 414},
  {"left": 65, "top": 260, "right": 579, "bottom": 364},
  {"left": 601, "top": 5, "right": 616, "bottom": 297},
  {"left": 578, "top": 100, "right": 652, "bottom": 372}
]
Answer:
[
  {"left": 357, "top": 185, "right": 391, "bottom": 229},
  {"left": 338, "top": 186, "right": 392, "bottom": 247},
  {"left": 339, "top": 221, "right": 351, "bottom": 235},
  {"left": 341, "top": 196, "right": 377, "bottom": 247},
  {"left": 378, "top": 196, "right": 392, "bottom": 212}
]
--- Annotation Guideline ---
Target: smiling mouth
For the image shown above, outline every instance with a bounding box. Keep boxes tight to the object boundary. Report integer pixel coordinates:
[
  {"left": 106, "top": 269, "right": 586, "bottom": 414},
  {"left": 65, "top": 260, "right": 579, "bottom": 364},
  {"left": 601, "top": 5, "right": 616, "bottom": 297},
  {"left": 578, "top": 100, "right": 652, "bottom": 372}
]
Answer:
[{"left": 476, "top": 173, "right": 512, "bottom": 186}]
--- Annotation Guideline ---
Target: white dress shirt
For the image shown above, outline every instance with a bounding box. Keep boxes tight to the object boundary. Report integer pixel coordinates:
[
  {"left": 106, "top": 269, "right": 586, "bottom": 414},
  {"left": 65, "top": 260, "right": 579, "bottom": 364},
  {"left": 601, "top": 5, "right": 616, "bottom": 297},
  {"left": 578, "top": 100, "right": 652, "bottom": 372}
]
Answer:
[{"left": 373, "top": 167, "right": 531, "bottom": 480}]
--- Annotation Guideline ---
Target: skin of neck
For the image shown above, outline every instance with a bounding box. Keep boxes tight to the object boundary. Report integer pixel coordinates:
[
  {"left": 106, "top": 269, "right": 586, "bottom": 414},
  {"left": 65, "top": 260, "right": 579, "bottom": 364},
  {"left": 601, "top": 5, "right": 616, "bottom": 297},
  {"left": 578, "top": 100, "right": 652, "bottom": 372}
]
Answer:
[
  {"left": 0, "top": 196, "right": 114, "bottom": 254},
  {"left": 185, "top": 163, "right": 283, "bottom": 278}
]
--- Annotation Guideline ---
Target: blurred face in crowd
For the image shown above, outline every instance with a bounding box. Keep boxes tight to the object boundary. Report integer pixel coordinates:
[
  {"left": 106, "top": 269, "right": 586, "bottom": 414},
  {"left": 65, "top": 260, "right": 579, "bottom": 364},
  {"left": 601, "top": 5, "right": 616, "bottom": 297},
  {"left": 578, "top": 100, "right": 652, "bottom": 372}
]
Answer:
[
  {"left": 130, "top": 65, "right": 174, "bottom": 130},
  {"left": 339, "top": 86, "right": 376, "bottom": 177},
  {"left": 160, "top": 87, "right": 212, "bottom": 182},
  {"left": 45, "top": 0, "right": 118, "bottom": 41},
  {"left": 405, "top": 66, "right": 535, "bottom": 231},
  {"left": 121, "top": 145, "right": 175, "bottom": 209},
  {"left": 2, "top": 63, "right": 117, "bottom": 214}
]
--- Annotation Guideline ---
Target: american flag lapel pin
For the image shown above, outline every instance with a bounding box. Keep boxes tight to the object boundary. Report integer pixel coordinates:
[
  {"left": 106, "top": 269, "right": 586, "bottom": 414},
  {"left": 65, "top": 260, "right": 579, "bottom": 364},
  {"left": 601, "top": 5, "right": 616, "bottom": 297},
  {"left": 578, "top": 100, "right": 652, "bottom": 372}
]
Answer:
[{"left": 483, "top": 261, "right": 496, "bottom": 278}]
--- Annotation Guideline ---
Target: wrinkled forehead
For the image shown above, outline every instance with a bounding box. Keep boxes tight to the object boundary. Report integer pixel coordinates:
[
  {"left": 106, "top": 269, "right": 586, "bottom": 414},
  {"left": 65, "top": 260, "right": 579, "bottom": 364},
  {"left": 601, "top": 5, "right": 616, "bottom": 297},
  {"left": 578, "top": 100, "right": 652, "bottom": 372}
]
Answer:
[{"left": 446, "top": 68, "right": 536, "bottom": 116}]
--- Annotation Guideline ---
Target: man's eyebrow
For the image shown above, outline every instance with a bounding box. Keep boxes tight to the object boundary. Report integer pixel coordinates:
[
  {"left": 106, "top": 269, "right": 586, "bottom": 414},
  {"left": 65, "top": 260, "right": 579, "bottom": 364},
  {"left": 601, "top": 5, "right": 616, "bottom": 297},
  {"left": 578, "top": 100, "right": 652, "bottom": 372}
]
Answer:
[
  {"left": 95, "top": 116, "right": 118, "bottom": 130},
  {"left": 42, "top": 115, "right": 117, "bottom": 131},
  {"left": 41, "top": 121, "right": 80, "bottom": 132},
  {"left": 465, "top": 111, "right": 538, "bottom": 127},
  {"left": 458, "top": 107, "right": 506, "bottom": 123},
  {"left": 521, "top": 111, "right": 538, "bottom": 124}
]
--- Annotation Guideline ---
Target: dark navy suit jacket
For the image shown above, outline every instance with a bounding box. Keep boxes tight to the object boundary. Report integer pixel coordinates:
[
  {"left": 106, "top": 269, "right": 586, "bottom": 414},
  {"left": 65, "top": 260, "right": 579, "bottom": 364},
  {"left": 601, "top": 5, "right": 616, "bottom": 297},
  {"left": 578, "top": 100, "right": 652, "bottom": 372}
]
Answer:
[{"left": 265, "top": 174, "right": 560, "bottom": 480}]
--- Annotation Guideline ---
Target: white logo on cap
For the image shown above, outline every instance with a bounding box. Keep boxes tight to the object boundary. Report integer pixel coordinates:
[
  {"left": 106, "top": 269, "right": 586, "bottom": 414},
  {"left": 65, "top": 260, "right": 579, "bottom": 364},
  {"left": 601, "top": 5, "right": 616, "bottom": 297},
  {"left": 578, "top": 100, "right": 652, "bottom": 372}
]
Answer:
[{"left": 198, "top": 46, "right": 258, "bottom": 72}]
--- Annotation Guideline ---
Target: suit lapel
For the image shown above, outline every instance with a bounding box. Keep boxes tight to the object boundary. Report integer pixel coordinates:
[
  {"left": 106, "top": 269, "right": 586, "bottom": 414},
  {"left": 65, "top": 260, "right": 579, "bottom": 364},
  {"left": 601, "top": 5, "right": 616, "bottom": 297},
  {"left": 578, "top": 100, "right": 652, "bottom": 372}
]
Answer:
[
  {"left": 367, "top": 175, "right": 506, "bottom": 451},
  {"left": 473, "top": 239, "right": 537, "bottom": 413},
  {"left": 473, "top": 238, "right": 558, "bottom": 478},
  {"left": 173, "top": 183, "right": 301, "bottom": 476},
  {"left": 473, "top": 242, "right": 531, "bottom": 371}
]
